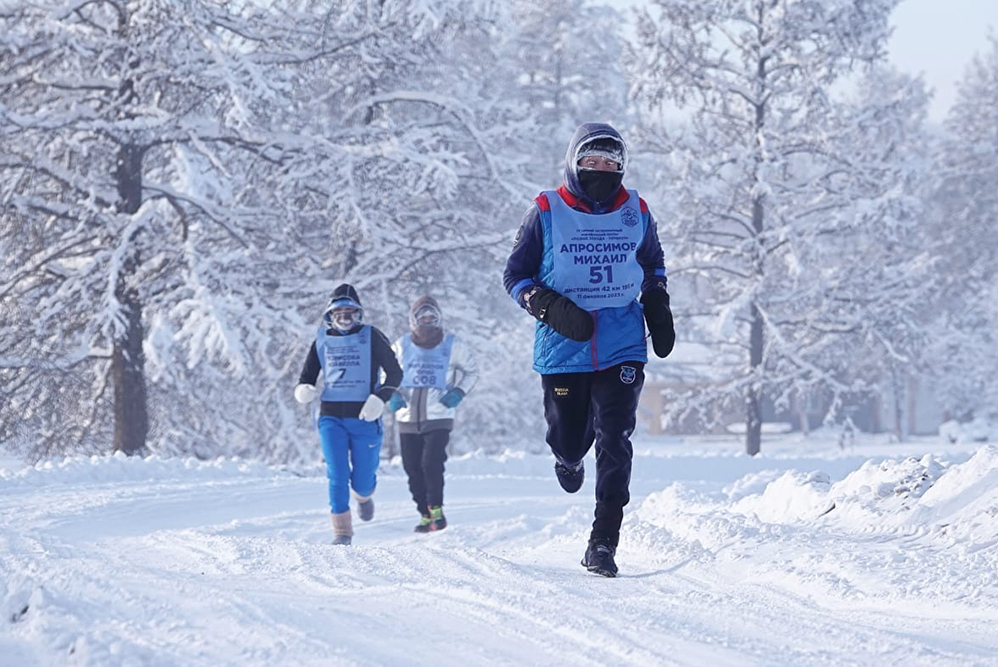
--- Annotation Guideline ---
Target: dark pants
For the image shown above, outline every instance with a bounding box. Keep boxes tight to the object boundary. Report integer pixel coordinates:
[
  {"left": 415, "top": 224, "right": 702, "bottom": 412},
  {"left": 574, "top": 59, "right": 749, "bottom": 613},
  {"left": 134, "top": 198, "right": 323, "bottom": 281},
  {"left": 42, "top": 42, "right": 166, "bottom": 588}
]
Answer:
[
  {"left": 541, "top": 362, "right": 644, "bottom": 547},
  {"left": 400, "top": 429, "right": 450, "bottom": 514}
]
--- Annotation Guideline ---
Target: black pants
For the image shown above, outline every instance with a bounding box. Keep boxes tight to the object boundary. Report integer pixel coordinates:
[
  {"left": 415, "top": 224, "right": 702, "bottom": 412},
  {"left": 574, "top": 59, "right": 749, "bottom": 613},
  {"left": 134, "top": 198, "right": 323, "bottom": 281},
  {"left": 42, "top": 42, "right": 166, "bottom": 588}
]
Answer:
[
  {"left": 400, "top": 429, "right": 450, "bottom": 514},
  {"left": 541, "top": 362, "right": 644, "bottom": 547}
]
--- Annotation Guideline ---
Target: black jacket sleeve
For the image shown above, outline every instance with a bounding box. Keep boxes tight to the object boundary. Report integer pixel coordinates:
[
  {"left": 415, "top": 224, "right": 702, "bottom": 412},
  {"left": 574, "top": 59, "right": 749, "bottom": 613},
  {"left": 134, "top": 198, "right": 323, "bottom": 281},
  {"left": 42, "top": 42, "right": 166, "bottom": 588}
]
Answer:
[
  {"left": 298, "top": 342, "right": 320, "bottom": 385},
  {"left": 372, "top": 327, "right": 403, "bottom": 401}
]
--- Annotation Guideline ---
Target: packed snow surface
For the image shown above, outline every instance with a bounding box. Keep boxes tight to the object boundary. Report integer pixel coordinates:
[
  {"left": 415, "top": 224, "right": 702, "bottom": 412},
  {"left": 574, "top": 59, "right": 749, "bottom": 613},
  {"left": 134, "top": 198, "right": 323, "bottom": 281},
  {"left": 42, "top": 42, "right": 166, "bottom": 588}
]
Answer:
[{"left": 2, "top": 434, "right": 997, "bottom": 666}]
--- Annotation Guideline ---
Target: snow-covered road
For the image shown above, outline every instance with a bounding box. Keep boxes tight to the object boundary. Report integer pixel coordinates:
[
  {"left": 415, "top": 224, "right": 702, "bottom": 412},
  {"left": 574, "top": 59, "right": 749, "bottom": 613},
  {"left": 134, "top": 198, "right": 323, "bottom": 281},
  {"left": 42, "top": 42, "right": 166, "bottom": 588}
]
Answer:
[{"left": 2, "top": 436, "right": 997, "bottom": 666}]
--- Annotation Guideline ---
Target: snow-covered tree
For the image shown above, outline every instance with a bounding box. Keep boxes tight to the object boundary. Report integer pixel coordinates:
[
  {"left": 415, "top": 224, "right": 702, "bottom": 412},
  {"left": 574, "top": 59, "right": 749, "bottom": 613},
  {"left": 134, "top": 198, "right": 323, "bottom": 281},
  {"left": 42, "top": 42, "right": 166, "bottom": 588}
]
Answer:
[
  {"left": 923, "top": 36, "right": 998, "bottom": 423},
  {"left": 288, "top": 2, "right": 566, "bottom": 459},
  {"left": 505, "top": 0, "right": 631, "bottom": 184},
  {"left": 209, "top": 0, "right": 542, "bottom": 461},
  {"left": 0, "top": 0, "right": 643, "bottom": 463},
  {"left": 448, "top": 0, "right": 636, "bottom": 450},
  {"left": 0, "top": 0, "right": 510, "bottom": 461},
  {"left": 631, "top": 0, "right": 932, "bottom": 454},
  {"left": 0, "top": 0, "right": 302, "bottom": 458}
]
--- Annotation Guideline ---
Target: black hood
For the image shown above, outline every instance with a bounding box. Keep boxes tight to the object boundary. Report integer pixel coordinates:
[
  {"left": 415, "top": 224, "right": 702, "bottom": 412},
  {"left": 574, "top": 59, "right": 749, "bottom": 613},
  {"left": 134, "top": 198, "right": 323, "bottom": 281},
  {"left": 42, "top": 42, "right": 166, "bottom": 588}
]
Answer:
[{"left": 329, "top": 283, "right": 361, "bottom": 308}]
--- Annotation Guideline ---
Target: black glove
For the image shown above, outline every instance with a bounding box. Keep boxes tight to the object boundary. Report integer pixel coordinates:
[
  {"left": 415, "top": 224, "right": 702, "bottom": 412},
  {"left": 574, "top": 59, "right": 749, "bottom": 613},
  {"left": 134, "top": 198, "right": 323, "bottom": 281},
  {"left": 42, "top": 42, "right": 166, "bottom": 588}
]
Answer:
[
  {"left": 523, "top": 286, "right": 593, "bottom": 342},
  {"left": 641, "top": 289, "right": 675, "bottom": 358}
]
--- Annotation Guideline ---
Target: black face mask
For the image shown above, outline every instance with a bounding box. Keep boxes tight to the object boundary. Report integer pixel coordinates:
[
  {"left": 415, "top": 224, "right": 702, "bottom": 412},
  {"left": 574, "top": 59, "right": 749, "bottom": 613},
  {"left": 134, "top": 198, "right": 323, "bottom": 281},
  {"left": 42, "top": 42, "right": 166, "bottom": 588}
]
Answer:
[{"left": 578, "top": 169, "right": 623, "bottom": 205}]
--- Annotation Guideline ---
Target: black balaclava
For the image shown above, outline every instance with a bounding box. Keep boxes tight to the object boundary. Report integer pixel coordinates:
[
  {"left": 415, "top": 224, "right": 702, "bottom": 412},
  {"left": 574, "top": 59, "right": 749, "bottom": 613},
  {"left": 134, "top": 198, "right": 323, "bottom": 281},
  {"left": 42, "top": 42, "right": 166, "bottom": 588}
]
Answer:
[{"left": 577, "top": 169, "right": 624, "bottom": 204}]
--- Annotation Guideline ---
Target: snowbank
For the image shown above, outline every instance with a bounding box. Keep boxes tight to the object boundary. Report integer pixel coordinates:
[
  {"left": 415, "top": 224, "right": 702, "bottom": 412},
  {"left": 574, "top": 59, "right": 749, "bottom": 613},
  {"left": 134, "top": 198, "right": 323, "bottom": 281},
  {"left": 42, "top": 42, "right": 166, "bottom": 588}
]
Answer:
[
  {"left": 632, "top": 445, "right": 998, "bottom": 612},
  {"left": 0, "top": 451, "right": 302, "bottom": 488}
]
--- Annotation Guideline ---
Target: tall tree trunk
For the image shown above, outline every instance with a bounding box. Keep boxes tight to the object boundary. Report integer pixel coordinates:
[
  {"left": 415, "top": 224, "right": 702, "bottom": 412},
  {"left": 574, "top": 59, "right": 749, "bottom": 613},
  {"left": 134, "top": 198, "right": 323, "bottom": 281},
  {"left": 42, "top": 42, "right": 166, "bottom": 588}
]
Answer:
[
  {"left": 891, "top": 363, "right": 906, "bottom": 443},
  {"left": 746, "top": 302, "right": 763, "bottom": 457},
  {"left": 112, "top": 142, "right": 149, "bottom": 455},
  {"left": 112, "top": 285, "right": 148, "bottom": 455},
  {"left": 797, "top": 390, "right": 810, "bottom": 437},
  {"left": 746, "top": 30, "right": 767, "bottom": 458}
]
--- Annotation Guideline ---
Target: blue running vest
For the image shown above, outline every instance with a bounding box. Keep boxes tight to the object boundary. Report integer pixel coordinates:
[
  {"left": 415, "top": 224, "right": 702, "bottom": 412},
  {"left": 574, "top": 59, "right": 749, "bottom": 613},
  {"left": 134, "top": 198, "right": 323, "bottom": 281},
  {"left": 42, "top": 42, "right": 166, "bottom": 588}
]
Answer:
[
  {"left": 400, "top": 333, "right": 455, "bottom": 390},
  {"left": 544, "top": 190, "right": 644, "bottom": 310},
  {"left": 316, "top": 325, "right": 372, "bottom": 402}
]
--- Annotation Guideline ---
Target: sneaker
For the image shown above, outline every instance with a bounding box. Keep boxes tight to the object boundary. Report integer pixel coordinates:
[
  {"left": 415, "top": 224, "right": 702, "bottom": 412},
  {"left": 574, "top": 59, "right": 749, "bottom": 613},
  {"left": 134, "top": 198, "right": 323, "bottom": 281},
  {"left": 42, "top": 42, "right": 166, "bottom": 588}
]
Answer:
[
  {"left": 357, "top": 497, "right": 374, "bottom": 522},
  {"left": 581, "top": 542, "right": 617, "bottom": 577},
  {"left": 554, "top": 460, "right": 584, "bottom": 493},
  {"left": 428, "top": 506, "right": 447, "bottom": 531},
  {"left": 332, "top": 534, "right": 352, "bottom": 546},
  {"left": 414, "top": 515, "right": 433, "bottom": 533}
]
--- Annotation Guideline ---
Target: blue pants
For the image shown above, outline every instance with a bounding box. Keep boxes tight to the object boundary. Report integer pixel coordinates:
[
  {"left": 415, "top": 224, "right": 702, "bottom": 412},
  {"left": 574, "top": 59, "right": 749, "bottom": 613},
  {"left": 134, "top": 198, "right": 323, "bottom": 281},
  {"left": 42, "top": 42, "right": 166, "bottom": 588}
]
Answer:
[{"left": 317, "top": 416, "right": 383, "bottom": 514}]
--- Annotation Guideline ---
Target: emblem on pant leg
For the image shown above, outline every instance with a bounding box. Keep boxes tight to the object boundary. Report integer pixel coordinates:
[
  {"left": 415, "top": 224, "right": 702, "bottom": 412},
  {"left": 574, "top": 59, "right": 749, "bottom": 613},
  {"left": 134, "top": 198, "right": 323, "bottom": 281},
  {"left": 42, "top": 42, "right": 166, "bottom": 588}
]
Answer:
[
  {"left": 555, "top": 387, "right": 569, "bottom": 396},
  {"left": 619, "top": 366, "right": 636, "bottom": 384}
]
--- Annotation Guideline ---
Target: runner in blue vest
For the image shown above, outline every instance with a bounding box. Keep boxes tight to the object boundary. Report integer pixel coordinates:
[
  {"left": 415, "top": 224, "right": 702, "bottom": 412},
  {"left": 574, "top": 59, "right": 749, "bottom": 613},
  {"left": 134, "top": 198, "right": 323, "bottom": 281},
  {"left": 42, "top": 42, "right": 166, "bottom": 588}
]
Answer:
[
  {"left": 388, "top": 296, "right": 478, "bottom": 532},
  {"left": 503, "top": 122, "right": 676, "bottom": 576},
  {"left": 294, "top": 284, "right": 403, "bottom": 545}
]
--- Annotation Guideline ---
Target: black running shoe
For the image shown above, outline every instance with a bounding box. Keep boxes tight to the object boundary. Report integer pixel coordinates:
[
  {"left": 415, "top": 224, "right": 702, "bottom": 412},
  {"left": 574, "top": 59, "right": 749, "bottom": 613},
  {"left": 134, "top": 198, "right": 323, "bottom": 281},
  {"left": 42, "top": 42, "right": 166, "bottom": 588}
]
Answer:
[
  {"left": 554, "top": 460, "right": 584, "bottom": 493},
  {"left": 581, "top": 542, "right": 618, "bottom": 577},
  {"left": 357, "top": 497, "right": 374, "bottom": 522}
]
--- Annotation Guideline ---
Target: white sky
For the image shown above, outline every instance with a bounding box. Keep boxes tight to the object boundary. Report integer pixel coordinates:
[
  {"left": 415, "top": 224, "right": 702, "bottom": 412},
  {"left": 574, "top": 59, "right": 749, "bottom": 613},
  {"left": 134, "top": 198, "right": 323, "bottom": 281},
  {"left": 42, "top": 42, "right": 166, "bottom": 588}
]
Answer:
[
  {"left": 607, "top": 0, "right": 998, "bottom": 122},
  {"left": 889, "top": 0, "right": 998, "bottom": 120}
]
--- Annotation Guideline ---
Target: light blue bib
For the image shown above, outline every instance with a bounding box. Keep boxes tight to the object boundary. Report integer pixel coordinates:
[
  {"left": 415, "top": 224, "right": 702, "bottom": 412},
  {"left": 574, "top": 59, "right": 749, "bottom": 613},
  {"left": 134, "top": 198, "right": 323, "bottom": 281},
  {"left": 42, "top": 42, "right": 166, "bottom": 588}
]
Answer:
[
  {"left": 546, "top": 190, "right": 644, "bottom": 310},
  {"left": 400, "top": 333, "right": 454, "bottom": 390},
  {"left": 316, "top": 325, "right": 372, "bottom": 402}
]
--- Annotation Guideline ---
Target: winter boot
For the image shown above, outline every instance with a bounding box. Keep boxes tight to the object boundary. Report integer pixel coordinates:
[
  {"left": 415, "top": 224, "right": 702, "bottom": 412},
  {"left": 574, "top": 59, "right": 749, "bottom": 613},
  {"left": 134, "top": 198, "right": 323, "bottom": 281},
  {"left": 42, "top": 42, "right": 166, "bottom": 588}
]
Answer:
[
  {"left": 554, "top": 459, "right": 584, "bottom": 493},
  {"left": 414, "top": 513, "right": 433, "bottom": 533},
  {"left": 331, "top": 510, "right": 353, "bottom": 546},
  {"left": 354, "top": 491, "right": 374, "bottom": 522},
  {"left": 428, "top": 505, "right": 447, "bottom": 531},
  {"left": 581, "top": 541, "right": 618, "bottom": 578}
]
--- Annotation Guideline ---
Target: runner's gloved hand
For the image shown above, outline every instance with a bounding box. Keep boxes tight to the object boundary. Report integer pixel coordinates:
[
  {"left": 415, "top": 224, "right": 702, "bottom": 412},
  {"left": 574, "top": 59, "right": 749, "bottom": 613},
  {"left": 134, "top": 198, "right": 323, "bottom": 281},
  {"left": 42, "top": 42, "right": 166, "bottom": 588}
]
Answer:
[
  {"left": 439, "top": 388, "right": 465, "bottom": 408},
  {"left": 523, "top": 286, "right": 593, "bottom": 342},
  {"left": 294, "top": 384, "right": 316, "bottom": 404},
  {"left": 386, "top": 391, "right": 407, "bottom": 412},
  {"left": 640, "top": 289, "right": 675, "bottom": 358},
  {"left": 358, "top": 394, "right": 385, "bottom": 421}
]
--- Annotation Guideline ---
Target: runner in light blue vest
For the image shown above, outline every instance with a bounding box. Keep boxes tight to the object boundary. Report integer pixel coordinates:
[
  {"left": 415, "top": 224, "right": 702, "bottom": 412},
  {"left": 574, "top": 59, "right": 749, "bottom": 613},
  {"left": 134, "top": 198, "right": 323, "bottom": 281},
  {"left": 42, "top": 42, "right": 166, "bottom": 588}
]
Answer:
[
  {"left": 388, "top": 296, "right": 478, "bottom": 533},
  {"left": 294, "top": 284, "right": 403, "bottom": 546},
  {"left": 503, "top": 123, "right": 676, "bottom": 577}
]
